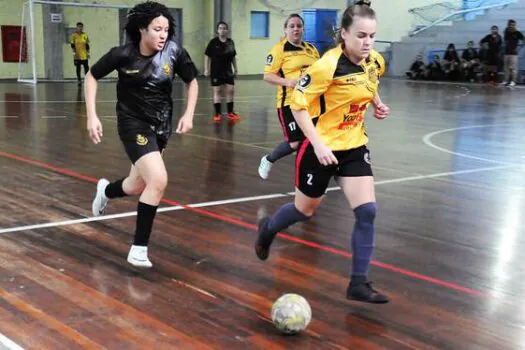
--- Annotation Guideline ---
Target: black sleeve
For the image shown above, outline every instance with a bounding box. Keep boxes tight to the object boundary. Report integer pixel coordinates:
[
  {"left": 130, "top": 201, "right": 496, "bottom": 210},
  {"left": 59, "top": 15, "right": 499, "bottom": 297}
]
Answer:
[
  {"left": 89, "top": 47, "right": 122, "bottom": 80},
  {"left": 461, "top": 50, "right": 468, "bottom": 60},
  {"left": 519, "top": 31, "right": 525, "bottom": 40},
  {"left": 70, "top": 43, "right": 75, "bottom": 50},
  {"left": 86, "top": 44, "right": 90, "bottom": 52},
  {"left": 232, "top": 40, "right": 237, "bottom": 57},
  {"left": 174, "top": 48, "right": 198, "bottom": 83},
  {"left": 480, "top": 35, "right": 489, "bottom": 44},
  {"left": 204, "top": 39, "right": 214, "bottom": 57}
]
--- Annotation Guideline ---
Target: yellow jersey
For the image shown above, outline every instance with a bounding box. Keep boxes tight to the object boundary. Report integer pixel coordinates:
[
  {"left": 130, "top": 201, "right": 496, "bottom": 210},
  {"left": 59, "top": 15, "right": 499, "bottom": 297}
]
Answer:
[
  {"left": 71, "top": 32, "right": 90, "bottom": 60},
  {"left": 290, "top": 45, "right": 385, "bottom": 151},
  {"left": 264, "top": 39, "right": 319, "bottom": 108}
]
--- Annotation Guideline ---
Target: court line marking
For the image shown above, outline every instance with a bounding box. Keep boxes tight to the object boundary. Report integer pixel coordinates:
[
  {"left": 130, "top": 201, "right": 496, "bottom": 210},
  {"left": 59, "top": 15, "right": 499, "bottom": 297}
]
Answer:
[
  {"left": 0, "top": 95, "right": 274, "bottom": 104},
  {"left": 0, "top": 150, "right": 503, "bottom": 297},
  {"left": 0, "top": 164, "right": 512, "bottom": 235},
  {"left": 422, "top": 123, "right": 518, "bottom": 165},
  {"left": 0, "top": 334, "right": 24, "bottom": 350}
]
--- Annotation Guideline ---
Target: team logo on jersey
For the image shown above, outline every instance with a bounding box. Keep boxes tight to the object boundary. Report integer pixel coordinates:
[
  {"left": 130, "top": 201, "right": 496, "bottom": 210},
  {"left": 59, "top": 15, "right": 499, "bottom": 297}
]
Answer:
[
  {"left": 163, "top": 63, "right": 171, "bottom": 76},
  {"left": 297, "top": 74, "right": 312, "bottom": 92},
  {"left": 266, "top": 54, "right": 273, "bottom": 65},
  {"left": 136, "top": 134, "right": 148, "bottom": 146}
]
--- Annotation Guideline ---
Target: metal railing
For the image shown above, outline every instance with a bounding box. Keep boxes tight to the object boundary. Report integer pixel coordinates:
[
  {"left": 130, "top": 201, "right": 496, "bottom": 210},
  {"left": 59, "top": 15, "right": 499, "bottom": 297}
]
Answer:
[{"left": 409, "top": 0, "right": 517, "bottom": 37}]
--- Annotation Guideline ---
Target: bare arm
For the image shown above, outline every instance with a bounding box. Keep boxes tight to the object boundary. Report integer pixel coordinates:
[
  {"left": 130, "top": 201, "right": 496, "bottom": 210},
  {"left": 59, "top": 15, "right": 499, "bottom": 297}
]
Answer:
[
  {"left": 264, "top": 73, "right": 296, "bottom": 88},
  {"left": 84, "top": 72, "right": 103, "bottom": 143},
  {"left": 176, "top": 78, "right": 199, "bottom": 134},
  {"left": 232, "top": 57, "right": 238, "bottom": 76},
  {"left": 204, "top": 56, "right": 210, "bottom": 76},
  {"left": 292, "top": 108, "right": 338, "bottom": 165}
]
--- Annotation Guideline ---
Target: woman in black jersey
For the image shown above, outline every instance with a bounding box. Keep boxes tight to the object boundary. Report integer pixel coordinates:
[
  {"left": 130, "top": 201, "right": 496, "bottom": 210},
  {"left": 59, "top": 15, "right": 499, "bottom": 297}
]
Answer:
[
  {"left": 204, "top": 22, "right": 240, "bottom": 123},
  {"left": 84, "top": 1, "right": 198, "bottom": 268}
]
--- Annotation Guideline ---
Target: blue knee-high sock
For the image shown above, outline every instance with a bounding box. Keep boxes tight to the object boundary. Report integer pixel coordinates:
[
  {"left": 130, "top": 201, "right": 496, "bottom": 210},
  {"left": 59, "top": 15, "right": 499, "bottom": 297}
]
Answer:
[
  {"left": 260, "top": 203, "right": 310, "bottom": 245},
  {"left": 351, "top": 203, "right": 376, "bottom": 282},
  {"left": 267, "top": 141, "right": 294, "bottom": 163}
]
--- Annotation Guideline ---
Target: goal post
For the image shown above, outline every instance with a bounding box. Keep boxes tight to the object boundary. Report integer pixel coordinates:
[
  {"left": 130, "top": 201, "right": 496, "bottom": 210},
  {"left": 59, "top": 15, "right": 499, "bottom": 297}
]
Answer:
[{"left": 17, "top": 0, "right": 130, "bottom": 84}]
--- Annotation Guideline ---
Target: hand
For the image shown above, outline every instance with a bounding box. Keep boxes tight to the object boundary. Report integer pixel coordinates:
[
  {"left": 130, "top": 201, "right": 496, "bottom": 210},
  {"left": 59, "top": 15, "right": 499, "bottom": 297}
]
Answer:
[
  {"left": 176, "top": 114, "right": 193, "bottom": 134},
  {"left": 87, "top": 115, "right": 103, "bottom": 144},
  {"left": 373, "top": 103, "right": 390, "bottom": 120},
  {"left": 203, "top": 70, "right": 209, "bottom": 77},
  {"left": 286, "top": 79, "right": 298, "bottom": 88},
  {"left": 313, "top": 142, "right": 338, "bottom": 166}
]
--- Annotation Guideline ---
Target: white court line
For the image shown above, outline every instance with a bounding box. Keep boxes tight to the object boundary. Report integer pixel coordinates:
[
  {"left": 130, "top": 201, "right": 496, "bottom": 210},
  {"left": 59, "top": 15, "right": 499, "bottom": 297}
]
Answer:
[
  {"left": 0, "top": 116, "right": 19, "bottom": 118},
  {"left": 0, "top": 95, "right": 274, "bottom": 104},
  {"left": 422, "top": 124, "right": 519, "bottom": 165},
  {"left": 0, "top": 333, "right": 24, "bottom": 350},
  {"left": 0, "top": 164, "right": 512, "bottom": 235},
  {"left": 41, "top": 116, "right": 67, "bottom": 119}
]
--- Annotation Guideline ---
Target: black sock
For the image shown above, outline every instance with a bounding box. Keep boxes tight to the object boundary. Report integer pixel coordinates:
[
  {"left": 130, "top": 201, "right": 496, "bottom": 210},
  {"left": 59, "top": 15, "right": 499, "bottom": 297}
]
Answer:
[
  {"left": 133, "top": 201, "right": 158, "bottom": 246},
  {"left": 105, "top": 178, "right": 127, "bottom": 199},
  {"left": 214, "top": 103, "right": 221, "bottom": 115},
  {"left": 227, "top": 102, "right": 234, "bottom": 113},
  {"left": 267, "top": 141, "right": 294, "bottom": 163}
]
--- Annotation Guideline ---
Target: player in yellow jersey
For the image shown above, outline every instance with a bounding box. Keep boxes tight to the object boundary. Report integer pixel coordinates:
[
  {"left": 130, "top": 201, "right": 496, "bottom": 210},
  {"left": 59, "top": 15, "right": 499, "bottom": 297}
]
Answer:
[
  {"left": 258, "top": 14, "right": 320, "bottom": 180},
  {"left": 255, "top": 1, "right": 390, "bottom": 304},
  {"left": 70, "top": 22, "right": 90, "bottom": 85}
]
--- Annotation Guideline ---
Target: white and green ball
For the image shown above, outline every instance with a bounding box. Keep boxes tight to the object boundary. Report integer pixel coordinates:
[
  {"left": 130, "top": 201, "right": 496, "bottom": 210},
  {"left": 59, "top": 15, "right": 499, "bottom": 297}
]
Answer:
[{"left": 271, "top": 294, "right": 312, "bottom": 334}]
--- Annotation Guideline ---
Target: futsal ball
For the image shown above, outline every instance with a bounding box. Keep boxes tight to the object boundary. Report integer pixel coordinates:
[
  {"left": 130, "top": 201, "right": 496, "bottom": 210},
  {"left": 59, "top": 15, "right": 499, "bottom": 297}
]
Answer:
[{"left": 271, "top": 293, "right": 312, "bottom": 335}]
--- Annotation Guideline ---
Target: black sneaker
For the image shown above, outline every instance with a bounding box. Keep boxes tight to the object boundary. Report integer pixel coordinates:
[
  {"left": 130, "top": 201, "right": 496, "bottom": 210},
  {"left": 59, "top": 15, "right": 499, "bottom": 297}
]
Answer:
[
  {"left": 346, "top": 281, "right": 389, "bottom": 304},
  {"left": 255, "top": 217, "right": 271, "bottom": 261}
]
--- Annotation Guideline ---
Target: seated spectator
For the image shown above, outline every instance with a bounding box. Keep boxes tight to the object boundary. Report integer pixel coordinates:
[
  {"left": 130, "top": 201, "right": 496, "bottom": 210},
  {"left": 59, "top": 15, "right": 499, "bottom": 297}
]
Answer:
[
  {"left": 443, "top": 43, "right": 461, "bottom": 81},
  {"left": 461, "top": 41, "right": 480, "bottom": 82},
  {"left": 406, "top": 54, "right": 427, "bottom": 80},
  {"left": 426, "top": 55, "right": 444, "bottom": 81}
]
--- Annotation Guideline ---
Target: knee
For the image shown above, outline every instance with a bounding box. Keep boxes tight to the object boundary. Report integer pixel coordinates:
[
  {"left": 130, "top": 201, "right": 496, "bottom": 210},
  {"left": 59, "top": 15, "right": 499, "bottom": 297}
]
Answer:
[
  {"left": 354, "top": 202, "right": 376, "bottom": 223},
  {"left": 145, "top": 175, "right": 168, "bottom": 196},
  {"left": 295, "top": 202, "right": 318, "bottom": 218}
]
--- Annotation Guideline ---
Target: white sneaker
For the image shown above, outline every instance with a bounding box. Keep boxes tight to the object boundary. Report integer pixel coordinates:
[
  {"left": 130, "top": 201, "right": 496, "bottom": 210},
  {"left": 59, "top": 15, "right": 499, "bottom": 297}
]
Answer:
[
  {"left": 127, "top": 245, "right": 153, "bottom": 268},
  {"left": 258, "top": 155, "right": 273, "bottom": 180},
  {"left": 509, "top": 81, "right": 516, "bottom": 87},
  {"left": 92, "top": 178, "right": 110, "bottom": 217}
]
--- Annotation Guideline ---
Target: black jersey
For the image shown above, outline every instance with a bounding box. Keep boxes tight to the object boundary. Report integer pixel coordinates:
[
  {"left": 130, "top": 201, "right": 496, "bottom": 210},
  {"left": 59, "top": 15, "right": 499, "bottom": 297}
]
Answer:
[
  {"left": 90, "top": 40, "right": 197, "bottom": 138},
  {"left": 204, "top": 37, "right": 236, "bottom": 77}
]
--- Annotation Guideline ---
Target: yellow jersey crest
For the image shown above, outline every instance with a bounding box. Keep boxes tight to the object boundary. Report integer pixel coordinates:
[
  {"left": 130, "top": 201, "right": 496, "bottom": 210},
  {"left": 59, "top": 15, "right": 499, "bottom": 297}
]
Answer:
[
  {"left": 163, "top": 63, "right": 171, "bottom": 76},
  {"left": 136, "top": 134, "right": 148, "bottom": 146}
]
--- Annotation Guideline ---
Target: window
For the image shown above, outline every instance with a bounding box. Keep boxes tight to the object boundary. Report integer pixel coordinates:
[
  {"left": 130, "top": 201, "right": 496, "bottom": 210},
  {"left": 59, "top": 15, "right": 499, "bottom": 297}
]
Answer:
[{"left": 250, "top": 11, "right": 269, "bottom": 38}]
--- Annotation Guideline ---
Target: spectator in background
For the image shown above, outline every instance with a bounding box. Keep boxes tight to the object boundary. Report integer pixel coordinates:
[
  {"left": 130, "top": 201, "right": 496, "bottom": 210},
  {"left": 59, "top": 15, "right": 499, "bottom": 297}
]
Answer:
[
  {"left": 502, "top": 19, "right": 524, "bottom": 86},
  {"left": 406, "top": 54, "right": 426, "bottom": 80},
  {"left": 480, "top": 25, "right": 503, "bottom": 84},
  {"left": 70, "top": 22, "right": 90, "bottom": 86},
  {"left": 461, "top": 41, "right": 479, "bottom": 82},
  {"left": 426, "top": 55, "right": 444, "bottom": 81},
  {"left": 443, "top": 43, "right": 461, "bottom": 81}
]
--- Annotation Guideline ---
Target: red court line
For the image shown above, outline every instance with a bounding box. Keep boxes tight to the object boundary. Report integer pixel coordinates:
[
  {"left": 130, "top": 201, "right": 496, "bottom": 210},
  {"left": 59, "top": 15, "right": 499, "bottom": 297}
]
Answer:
[{"left": 0, "top": 151, "right": 486, "bottom": 298}]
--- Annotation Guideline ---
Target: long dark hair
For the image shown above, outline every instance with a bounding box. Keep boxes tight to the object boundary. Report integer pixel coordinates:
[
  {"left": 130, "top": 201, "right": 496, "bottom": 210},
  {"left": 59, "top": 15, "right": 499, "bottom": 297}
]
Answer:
[
  {"left": 125, "top": 1, "right": 175, "bottom": 44},
  {"left": 337, "top": 1, "right": 376, "bottom": 43}
]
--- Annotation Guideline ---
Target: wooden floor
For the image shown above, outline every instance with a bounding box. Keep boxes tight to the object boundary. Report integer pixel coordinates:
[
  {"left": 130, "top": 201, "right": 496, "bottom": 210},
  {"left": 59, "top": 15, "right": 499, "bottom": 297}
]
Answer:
[{"left": 1, "top": 77, "right": 525, "bottom": 349}]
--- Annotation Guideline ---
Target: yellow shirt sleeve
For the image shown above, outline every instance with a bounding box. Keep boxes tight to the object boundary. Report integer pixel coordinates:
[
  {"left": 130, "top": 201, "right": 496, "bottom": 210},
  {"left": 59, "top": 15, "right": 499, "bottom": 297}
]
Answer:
[
  {"left": 290, "top": 58, "right": 333, "bottom": 111},
  {"left": 263, "top": 43, "right": 284, "bottom": 75}
]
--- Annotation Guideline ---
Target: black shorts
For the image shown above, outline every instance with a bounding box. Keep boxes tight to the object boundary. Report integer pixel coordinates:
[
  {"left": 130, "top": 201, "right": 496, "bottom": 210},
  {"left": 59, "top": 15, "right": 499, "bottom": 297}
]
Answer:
[
  {"left": 74, "top": 59, "right": 89, "bottom": 66},
  {"left": 278, "top": 105, "right": 305, "bottom": 143},
  {"left": 295, "top": 141, "right": 373, "bottom": 198},
  {"left": 211, "top": 75, "right": 234, "bottom": 86},
  {"left": 119, "top": 129, "right": 168, "bottom": 164}
]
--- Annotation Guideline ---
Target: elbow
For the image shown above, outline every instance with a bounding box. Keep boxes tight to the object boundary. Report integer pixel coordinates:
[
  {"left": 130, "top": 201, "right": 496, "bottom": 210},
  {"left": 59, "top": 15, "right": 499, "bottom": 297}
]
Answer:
[{"left": 263, "top": 74, "right": 272, "bottom": 82}]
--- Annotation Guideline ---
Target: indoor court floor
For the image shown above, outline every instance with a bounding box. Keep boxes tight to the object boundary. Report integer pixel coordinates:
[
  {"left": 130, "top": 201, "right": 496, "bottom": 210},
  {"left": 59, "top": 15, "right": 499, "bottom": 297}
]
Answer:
[{"left": 0, "top": 77, "right": 525, "bottom": 349}]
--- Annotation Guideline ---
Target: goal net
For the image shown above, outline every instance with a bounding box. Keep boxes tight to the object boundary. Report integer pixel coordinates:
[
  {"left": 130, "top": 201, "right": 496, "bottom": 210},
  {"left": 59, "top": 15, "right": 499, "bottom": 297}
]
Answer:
[{"left": 18, "top": 0, "right": 130, "bottom": 84}]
